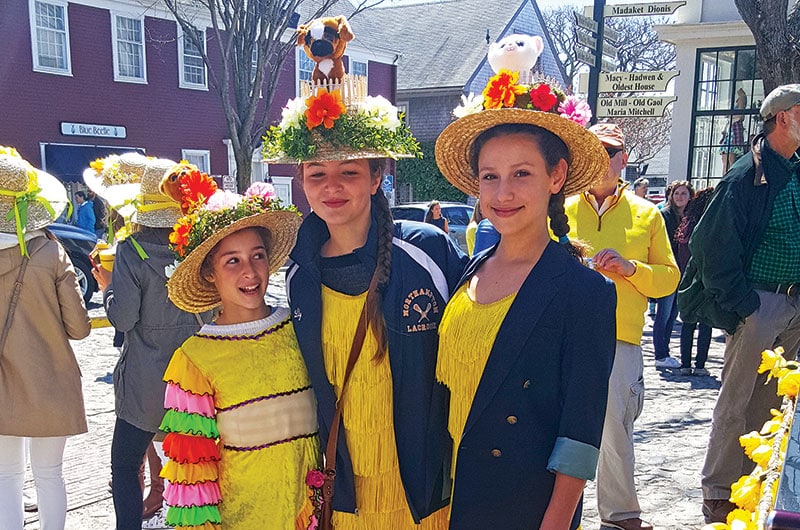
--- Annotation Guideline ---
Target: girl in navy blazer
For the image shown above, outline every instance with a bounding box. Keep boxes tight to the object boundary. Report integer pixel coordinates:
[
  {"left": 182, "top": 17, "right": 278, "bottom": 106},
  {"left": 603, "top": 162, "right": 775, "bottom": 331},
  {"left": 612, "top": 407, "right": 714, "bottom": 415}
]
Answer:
[{"left": 434, "top": 81, "right": 617, "bottom": 529}]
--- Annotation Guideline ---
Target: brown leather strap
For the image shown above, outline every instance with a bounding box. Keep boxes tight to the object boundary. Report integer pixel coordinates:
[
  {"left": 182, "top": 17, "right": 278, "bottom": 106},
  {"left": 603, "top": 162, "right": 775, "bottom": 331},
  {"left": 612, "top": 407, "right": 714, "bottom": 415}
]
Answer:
[
  {"left": 0, "top": 256, "right": 29, "bottom": 357},
  {"left": 321, "top": 271, "right": 380, "bottom": 525}
]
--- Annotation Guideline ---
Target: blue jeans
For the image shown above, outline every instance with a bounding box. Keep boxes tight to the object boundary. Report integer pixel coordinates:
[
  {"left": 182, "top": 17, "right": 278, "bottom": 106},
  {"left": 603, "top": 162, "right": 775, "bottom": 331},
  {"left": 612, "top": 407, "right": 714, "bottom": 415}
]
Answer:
[
  {"left": 653, "top": 291, "right": 678, "bottom": 360},
  {"left": 680, "top": 320, "right": 712, "bottom": 369},
  {"left": 111, "top": 418, "right": 154, "bottom": 530}
]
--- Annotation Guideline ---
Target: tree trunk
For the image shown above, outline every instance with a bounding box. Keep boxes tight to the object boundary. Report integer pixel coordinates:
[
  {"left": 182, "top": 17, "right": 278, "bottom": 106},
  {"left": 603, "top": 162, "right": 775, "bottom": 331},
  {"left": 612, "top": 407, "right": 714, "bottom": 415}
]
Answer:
[{"left": 235, "top": 149, "right": 252, "bottom": 193}]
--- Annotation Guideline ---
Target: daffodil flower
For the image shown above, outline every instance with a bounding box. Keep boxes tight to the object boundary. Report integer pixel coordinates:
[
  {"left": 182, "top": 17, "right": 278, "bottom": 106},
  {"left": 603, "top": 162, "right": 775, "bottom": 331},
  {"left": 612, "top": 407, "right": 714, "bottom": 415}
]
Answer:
[
  {"left": 759, "top": 347, "right": 787, "bottom": 381},
  {"left": 730, "top": 475, "right": 761, "bottom": 511},
  {"left": 739, "top": 431, "right": 764, "bottom": 457},
  {"left": 777, "top": 370, "right": 800, "bottom": 397}
]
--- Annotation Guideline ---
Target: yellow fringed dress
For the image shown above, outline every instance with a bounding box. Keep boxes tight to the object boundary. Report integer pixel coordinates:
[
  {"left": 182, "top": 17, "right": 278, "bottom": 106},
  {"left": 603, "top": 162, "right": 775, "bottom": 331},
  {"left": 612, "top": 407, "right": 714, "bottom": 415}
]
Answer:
[
  {"left": 320, "top": 286, "right": 449, "bottom": 530},
  {"left": 160, "top": 308, "right": 321, "bottom": 530},
  {"left": 435, "top": 283, "right": 516, "bottom": 502}
]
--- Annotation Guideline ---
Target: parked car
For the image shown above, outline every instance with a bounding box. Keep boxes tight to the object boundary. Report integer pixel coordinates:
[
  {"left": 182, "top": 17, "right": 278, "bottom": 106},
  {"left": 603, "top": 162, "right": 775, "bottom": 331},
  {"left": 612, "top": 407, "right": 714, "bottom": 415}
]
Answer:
[
  {"left": 48, "top": 222, "right": 98, "bottom": 304},
  {"left": 391, "top": 202, "right": 474, "bottom": 252}
]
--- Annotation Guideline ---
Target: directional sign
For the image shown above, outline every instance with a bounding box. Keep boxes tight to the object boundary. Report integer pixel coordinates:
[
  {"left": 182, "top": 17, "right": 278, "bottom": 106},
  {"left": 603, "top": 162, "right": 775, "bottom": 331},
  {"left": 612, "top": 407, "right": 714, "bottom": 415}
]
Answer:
[
  {"left": 585, "top": 1, "right": 686, "bottom": 17},
  {"left": 596, "top": 95, "right": 677, "bottom": 118},
  {"left": 603, "top": 25, "right": 620, "bottom": 45},
  {"left": 602, "top": 41, "right": 618, "bottom": 58},
  {"left": 61, "top": 121, "right": 127, "bottom": 139},
  {"left": 575, "top": 29, "right": 597, "bottom": 50},
  {"left": 600, "top": 56, "right": 617, "bottom": 72},
  {"left": 574, "top": 11, "right": 598, "bottom": 33},
  {"left": 576, "top": 46, "right": 597, "bottom": 68},
  {"left": 598, "top": 70, "right": 679, "bottom": 92}
]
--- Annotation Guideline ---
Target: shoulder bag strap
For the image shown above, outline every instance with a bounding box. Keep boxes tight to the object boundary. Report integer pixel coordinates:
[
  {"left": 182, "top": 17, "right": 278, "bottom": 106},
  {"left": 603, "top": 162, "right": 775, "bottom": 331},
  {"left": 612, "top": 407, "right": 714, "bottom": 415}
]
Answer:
[{"left": 0, "top": 256, "right": 30, "bottom": 357}]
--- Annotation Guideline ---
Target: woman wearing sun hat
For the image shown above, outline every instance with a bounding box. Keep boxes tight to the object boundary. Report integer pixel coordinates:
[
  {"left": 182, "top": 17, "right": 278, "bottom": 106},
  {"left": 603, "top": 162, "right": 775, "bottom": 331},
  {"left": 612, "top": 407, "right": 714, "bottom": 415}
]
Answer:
[
  {"left": 433, "top": 71, "right": 617, "bottom": 528},
  {"left": 0, "top": 147, "right": 90, "bottom": 529},
  {"left": 264, "top": 79, "right": 468, "bottom": 528},
  {"left": 159, "top": 171, "right": 319, "bottom": 528},
  {"left": 85, "top": 154, "right": 209, "bottom": 529}
]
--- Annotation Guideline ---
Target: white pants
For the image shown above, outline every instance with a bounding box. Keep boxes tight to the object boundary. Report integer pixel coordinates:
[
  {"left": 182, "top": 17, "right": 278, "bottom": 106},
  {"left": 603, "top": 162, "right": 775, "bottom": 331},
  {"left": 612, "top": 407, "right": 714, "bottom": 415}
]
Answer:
[{"left": 0, "top": 435, "right": 68, "bottom": 530}]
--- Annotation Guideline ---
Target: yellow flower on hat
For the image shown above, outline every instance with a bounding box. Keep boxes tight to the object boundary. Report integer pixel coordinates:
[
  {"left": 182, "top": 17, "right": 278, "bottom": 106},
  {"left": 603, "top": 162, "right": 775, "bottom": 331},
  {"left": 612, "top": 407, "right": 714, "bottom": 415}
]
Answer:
[
  {"left": 730, "top": 475, "right": 761, "bottom": 511},
  {"left": 0, "top": 146, "right": 21, "bottom": 158}
]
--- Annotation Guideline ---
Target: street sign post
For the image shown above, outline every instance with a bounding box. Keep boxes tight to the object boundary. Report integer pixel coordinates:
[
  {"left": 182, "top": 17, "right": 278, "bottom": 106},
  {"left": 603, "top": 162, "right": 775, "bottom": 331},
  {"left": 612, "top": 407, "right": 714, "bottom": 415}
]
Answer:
[
  {"left": 584, "top": 1, "right": 686, "bottom": 17},
  {"left": 576, "top": 29, "right": 597, "bottom": 50},
  {"left": 596, "top": 95, "right": 677, "bottom": 118},
  {"left": 574, "top": 11, "right": 598, "bottom": 33},
  {"left": 603, "top": 25, "right": 620, "bottom": 44}
]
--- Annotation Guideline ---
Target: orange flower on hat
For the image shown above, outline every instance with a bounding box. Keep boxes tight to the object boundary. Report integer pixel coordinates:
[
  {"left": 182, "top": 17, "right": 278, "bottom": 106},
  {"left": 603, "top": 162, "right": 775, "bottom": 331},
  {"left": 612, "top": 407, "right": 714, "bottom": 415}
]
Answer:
[
  {"left": 178, "top": 167, "right": 218, "bottom": 213},
  {"left": 305, "top": 89, "right": 346, "bottom": 130},
  {"left": 169, "top": 215, "right": 195, "bottom": 258},
  {"left": 530, "top": 84, "right": 558, "bottom": 112},
  {"left": 482, "top": 70, "right": 528, "bottom": 109}
]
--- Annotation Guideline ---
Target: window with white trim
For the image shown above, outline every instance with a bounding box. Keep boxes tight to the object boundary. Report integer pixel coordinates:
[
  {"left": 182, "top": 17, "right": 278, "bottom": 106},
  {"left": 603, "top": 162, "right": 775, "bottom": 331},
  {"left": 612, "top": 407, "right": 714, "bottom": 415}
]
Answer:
[
  {"left": 179, "top": 29, "right": 207, "bottom": 89},
  {"left": 29, "top": 0, "right": 71, "bottom": 74},
  {"left": 397, "top": 101, "right": 409, "bottom": 126},
  {"left": 182, "top": 149, "right": 210, "bottom": 173},
  {"left": 112, "top": 14, "right": 145, "bottom": 82},
  {"left": 350, "top": 59, "right": 367, "bottom": 78},
  {"left": 296, "top": 48, "right": 315, "bottom": 94}
]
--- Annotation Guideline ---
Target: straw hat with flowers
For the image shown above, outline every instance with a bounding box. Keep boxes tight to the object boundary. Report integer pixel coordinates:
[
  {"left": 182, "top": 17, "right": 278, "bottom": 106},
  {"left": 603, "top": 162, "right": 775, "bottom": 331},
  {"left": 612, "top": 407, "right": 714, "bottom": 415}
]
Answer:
[
  {"left": 262, "top": 76, "right": 422, "bottom": 163},
  {"left": 0, "top": 146, "right": 69, "bottom": 256},
  {"left": 164, "top": 165, "right": 302, "bottom": 313},
  {"left": 83, "top": 153, "right": 180, "bottom": 228},
  {"left": 435, "top": 70, "right": 609, "bottom": 197}
]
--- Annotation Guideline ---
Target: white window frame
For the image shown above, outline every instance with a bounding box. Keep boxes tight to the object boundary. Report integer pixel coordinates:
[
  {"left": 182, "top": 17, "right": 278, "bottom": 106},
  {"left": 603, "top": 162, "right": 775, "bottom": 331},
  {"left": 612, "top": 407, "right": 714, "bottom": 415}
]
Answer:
[
  {"left": 396, "top": 101, "right": 409, "bottom": 126},
  {"left": 29, "top": 0, "right": 72, "bottom": 76},
  {"left": 111, "top": 12, "right": 146, "bottom": 83},
  {"left": 296, "top": 47, "right": 315, "bottom": 96},
  {"left": 347, "top": 51, "right": 369, "bottom": 81},
  {"left": 181, "top": 149, "right": 211, "bottom": 173},
  {"left": 178, "top": 28, "right": 208, "bottom": 90}
]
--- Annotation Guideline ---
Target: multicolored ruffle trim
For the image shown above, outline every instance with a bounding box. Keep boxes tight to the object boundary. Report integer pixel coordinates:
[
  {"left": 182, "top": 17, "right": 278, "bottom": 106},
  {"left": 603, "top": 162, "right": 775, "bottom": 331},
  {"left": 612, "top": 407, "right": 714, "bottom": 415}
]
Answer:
[
  {"left": 164, "top": 348, "right": 214, "bottom": 396},
  {"left": 165, "top": 383, "right": 215, "bottom": 417},
  {"left": 163, "top": 433, "right": 220, "bottom": 464},
  {"left": 165, "top": 505, "right": 221, "bottom": 527},
  {"left": 161, "top": 459, "right": 218, "bottom": 485},
  {"left": 160, "top": 409, "right": 219, "bottom": 438},
  {"left": 164, "top": 481, "right": 221, "bottom": 507}
]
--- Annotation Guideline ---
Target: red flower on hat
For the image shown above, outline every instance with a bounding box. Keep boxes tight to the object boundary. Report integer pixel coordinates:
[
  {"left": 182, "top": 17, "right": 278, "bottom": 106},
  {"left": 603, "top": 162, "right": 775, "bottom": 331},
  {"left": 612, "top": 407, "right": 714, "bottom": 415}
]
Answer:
[
  {"left": 305, "top": 89, "right": 346, "bottom": 130},
  {"left": 482, "top": 70, "right": 528, "bottom": 109},
  {"left": 530, "top": 84, "right": 558, "bottom": 112},
  {"left": 169, "top": 215, "right": 195, "bottom": 257},
  {"left": 178, "top": 167, "right": 218, "bottom": 213}
]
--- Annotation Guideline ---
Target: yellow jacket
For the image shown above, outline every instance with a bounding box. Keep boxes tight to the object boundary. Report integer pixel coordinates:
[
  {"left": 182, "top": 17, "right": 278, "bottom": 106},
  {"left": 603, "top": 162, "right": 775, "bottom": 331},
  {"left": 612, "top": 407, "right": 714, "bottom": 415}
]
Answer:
[{"left": 564, "top": 186, "right": 679, "bottom": 345}]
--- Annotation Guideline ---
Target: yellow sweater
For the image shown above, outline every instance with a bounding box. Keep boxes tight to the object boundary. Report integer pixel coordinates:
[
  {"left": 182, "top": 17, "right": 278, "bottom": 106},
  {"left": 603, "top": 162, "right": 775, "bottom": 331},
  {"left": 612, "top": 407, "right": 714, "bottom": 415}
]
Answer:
[{"left": 564, "top": 189, "right": 679, "bottom": 345}]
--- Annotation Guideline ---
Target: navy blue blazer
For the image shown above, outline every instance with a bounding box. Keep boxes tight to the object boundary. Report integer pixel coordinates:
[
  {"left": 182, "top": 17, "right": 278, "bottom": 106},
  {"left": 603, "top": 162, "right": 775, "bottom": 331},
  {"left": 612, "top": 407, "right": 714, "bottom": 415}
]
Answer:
[
  {"left": 287, "top": 205, "right": 468, "bottom": 521},
  {"left": 448, "top": 241, "right": 617, "bottom": 529}
]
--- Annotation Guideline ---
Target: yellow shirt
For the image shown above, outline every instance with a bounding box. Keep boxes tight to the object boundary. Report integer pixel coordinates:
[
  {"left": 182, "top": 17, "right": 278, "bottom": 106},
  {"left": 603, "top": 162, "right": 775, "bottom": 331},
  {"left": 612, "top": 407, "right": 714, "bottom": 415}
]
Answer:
[{"left": 321, "top": 286, "right": 448, "bottom": 530}]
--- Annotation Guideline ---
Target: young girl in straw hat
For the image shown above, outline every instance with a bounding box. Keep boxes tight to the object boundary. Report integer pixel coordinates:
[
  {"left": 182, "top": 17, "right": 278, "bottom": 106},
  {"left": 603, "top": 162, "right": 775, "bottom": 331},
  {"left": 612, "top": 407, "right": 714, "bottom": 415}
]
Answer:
[
  {"left": 159, "top": 168, "right": 320, "bottom": 529},
  {"left": 433, "top": 73, "right": 617, "bottom": 528},
  {"left": 86, "top": 154, "right": 208, "bottom": 528},
  {"left": 264, "top": 83, "right": 468, "bottom": 527},
  {"left": 0, "top": 147, "right": 90, "bottom": 529}
]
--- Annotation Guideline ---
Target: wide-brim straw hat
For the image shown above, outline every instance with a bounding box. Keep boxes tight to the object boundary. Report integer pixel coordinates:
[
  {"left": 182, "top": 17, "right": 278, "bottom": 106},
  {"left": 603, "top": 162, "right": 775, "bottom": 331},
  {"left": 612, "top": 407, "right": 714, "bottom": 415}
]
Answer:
[
  {"left": 266, "top": 145, "right": 416, "bottom": 164},
  {"left": 0, "top": 151, "right": 68, "bottom": 234},
  {"left": 435, "top": 108, "right": 609, "bottom": 197},
  {"left": 166, "top": 210, "right": 302, "bottom": 313},
  {"left": 83, "top": 154, "right": 180, "bottom": 228}
]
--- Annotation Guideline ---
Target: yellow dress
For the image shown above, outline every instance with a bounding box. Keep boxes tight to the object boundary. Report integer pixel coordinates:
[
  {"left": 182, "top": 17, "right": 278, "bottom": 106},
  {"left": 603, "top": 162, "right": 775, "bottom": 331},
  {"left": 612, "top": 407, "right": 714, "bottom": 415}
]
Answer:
[
  {"left": 321, "top": 286, "right": 449, "bottom": 530},
  {"left": 435, "top": 283, "right": 516, "bottom": 502},
  {"left": 160, "top": 308, "right": 321, "bottom": 530}
]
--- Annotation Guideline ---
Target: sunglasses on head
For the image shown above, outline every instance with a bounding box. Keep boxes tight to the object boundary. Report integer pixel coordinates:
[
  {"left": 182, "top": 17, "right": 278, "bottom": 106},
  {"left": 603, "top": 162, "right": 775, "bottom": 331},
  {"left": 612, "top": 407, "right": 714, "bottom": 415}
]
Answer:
[{"left": 605, "top": 147, "right": 624, "bottom": 158}]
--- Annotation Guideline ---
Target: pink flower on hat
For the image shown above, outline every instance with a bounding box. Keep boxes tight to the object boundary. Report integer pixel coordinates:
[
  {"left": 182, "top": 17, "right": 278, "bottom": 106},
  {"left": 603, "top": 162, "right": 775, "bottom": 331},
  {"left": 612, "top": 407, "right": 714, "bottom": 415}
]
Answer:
[
  {"left": 558, "top": 96, "right": 592, "bottom": 127},
  {"left": 205, "top": 190, "right": 242, "bottom": 212},
  {"left": 245, "top": 182, "right": 276, "bottom": 201}
]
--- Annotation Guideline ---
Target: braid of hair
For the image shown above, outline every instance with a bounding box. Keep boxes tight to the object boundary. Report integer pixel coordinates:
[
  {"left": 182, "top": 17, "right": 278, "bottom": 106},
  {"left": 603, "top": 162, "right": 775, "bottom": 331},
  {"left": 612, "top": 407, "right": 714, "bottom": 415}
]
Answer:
[
  {"left": 368, "top": 188, "right": 393, "bottom": 360},
  {"left": 548, "top": 191, "right": 584, "bottom": 262}
]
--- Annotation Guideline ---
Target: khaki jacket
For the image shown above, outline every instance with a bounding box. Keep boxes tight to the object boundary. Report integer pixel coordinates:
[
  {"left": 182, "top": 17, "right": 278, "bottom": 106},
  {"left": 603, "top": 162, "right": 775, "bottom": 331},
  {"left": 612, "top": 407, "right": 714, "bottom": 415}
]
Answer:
[{"left": 0, "top": 235, "right": 90, "bottom": 436}]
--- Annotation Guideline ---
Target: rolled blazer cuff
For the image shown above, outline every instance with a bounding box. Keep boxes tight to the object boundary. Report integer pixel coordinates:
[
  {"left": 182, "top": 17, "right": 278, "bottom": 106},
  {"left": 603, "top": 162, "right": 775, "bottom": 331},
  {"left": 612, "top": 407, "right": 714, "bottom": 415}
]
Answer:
[{"left": 547, "top": 436, "right": 599, "bottom": 480}]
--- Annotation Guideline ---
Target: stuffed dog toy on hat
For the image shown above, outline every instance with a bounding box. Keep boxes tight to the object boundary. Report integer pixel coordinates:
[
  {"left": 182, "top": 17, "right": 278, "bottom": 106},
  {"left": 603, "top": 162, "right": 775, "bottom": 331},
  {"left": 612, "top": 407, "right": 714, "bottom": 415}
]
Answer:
[{"left": 296, "top": 15, "right": 355, "bottom": 83}]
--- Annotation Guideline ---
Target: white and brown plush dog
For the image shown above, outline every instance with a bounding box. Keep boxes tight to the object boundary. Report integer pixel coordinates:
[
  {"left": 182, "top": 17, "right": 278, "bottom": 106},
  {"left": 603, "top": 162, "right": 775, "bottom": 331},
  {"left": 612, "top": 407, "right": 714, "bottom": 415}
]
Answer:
[{"left": 296, "top": 15, "right": 355, "bottom": 83}]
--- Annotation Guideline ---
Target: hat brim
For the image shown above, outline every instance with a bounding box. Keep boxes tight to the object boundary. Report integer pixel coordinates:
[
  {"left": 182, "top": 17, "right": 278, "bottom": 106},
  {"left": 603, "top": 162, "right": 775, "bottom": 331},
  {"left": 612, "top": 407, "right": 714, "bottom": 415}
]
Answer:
[
  {"left": 0, "top": 169, "right": 68, "bottom": 233},
  {"left": 83, "top": 168, "right": 140, "bottom": 219},
  {"left": 166, "top": 210, "right": 302, "bottom": 313},
  {"left": 435, "top": 108, "right": 610, "bottom": 197}
]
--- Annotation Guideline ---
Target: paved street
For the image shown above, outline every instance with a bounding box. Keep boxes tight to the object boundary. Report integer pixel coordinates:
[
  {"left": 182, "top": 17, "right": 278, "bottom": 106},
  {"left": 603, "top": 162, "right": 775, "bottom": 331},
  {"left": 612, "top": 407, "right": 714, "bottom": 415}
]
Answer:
[{"left": 24, "top": 274, "right": 726, "bottom": 529}]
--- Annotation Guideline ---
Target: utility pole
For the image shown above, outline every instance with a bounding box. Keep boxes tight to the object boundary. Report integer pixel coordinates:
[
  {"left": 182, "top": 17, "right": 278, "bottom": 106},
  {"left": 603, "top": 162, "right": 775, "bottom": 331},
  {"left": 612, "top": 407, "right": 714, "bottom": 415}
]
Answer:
[{"left": 587, "top": 0, "right": 606, "bottom": 124}]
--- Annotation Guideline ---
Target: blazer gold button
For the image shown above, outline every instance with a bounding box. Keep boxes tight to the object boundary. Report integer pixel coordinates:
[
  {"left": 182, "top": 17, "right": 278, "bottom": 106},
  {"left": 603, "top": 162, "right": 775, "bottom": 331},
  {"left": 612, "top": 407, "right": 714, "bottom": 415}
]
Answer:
[
  {"left": 523, "top": 379, "right": 531, "bottom": 389},
  {"left": 491, "top": 448, "right": 502, "bottom": 457},
  {"left": 507, "top": 415, "right": 518, "bottom": 424}
]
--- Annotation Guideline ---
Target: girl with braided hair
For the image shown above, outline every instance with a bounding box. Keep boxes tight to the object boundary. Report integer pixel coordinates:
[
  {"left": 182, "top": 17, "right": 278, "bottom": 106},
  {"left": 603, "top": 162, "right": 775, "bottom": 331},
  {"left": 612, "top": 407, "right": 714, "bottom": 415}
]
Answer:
[
  {"left": 265, "top": 87, "right": 467, "bottom": 528},
  {"left": 433, "top": 79, "right": 617, "bottom": 528}
]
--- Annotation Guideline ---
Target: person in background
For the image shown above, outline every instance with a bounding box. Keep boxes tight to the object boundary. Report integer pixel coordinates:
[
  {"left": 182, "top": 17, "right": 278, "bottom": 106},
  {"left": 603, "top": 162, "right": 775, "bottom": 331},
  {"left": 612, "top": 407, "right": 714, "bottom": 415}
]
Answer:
[
  {"left": 74, "top": 190, "right": 96, "bottom": 234},
  {"left": 674, "top": 187, "right": 715, "bottom": 377},
  {"left": 88, "top": 190, "right": 108, "bottom": 239},
  {"left": 565, "top": 123, "right": 680, "bottom": 530},
  {"left": 652, "top": 180, "right": 694, "bottom": 369},
  {"left": 424, "top": 200, "right": 450, "bottom": 234},
  {"left": 678, "top": 84, "right": 800, "bottom": 524},
  {"left": 0, "top": 147, "right": 90, "bottom": 530},
  {"left": 465, "top": 199, "right": 483, "bottom": 256},
  {"left": 633, "top": 177, "right": 649, "bottom": 199},
  {"left": 467, "top": 198, "right": 500, "bottom": 257},
  {"left": 433, "top": 78, "right": 616, "bottom": 529}
]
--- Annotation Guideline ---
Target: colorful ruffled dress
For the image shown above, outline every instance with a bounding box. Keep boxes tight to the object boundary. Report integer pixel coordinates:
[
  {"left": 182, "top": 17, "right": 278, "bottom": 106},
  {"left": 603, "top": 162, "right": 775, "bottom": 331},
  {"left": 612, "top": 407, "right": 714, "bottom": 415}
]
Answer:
[
  {"left": 160, "top": 307, "right": 321, "bottom": 529},
  {"left": 320, "top": 286, "right": 449, "bottom": 529},
  {"left": 435, "top": 284, "right": 516, "bottom": 504}
]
